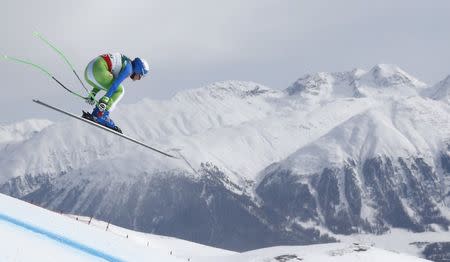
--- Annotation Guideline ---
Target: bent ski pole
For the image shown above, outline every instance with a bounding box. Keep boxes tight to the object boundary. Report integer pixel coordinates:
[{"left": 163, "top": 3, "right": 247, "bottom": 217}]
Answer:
[
  {"left": 2, "top": 55, "right": 97, "bottom": 103},
  {"left": 33, "top": 32, "right": 90, "bottom": 95}
]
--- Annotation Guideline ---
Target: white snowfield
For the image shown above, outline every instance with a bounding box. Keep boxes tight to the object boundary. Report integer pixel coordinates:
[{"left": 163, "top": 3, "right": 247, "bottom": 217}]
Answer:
[
  {"left": 0, "top": 193, "right": 431, "bottom": 262},
  {"left": 0, "top": 118, "right": 52, "bottom": 145},
  {"left": 0, "top": 193, "right": 230, "bottom": 262},
  {"left": 196, "top": 244, "right": 431, "bottom": 262}
]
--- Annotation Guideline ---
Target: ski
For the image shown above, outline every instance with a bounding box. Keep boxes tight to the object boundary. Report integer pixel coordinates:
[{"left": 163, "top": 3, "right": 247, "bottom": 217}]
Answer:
[{"left": 33, "top": 99, "right": 178, "bottom": 159}]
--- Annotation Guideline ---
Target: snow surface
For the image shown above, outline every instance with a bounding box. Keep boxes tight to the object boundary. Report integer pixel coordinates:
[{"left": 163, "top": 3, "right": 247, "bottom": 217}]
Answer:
[
  {"left": 342, "top": 229, "right": 450, "bottom": 258},
  {"left": 195, "top": 243, "right": 430, "bottom": 262},
  {"left": 293, "top": 218, "right": 450, "bottom": 259},
  {"left": 0, "top": 193, "right": 432, "bottom": 261},
  {"left": 280, "top": 97, "right": 450, "bottom": 175},
  {"left": 0, "top": 118, "right": 52, "bottom": 144},
  {"left": 63, "top": 214, "right": 235, "bottom": 258},
  {"left": 424, "top": 75, "right": 450, "bottom": 102},
  {"left": 0, "top": 193, "right": 230, "bottom": 261}
]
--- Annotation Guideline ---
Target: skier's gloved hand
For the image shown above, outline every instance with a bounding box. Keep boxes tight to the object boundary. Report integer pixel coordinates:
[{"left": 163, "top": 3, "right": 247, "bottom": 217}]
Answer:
[
  {"left": 98, "top": 96, "right": 110, "bottom": 112},
  {"left": 85, "top": 95, "right": 96, "bottom": 106}
]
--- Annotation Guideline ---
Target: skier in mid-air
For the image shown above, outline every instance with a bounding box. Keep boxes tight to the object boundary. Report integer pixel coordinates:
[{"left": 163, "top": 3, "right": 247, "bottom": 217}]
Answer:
[
  {"left": 83, "top": 53, "right": 149, "bottom": 133},
  {"left": 4, "top": 34, "right": 176, "bottom": 157}
]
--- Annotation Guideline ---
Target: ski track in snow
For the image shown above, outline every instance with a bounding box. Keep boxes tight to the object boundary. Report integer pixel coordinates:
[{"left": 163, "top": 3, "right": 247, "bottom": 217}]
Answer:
[{"left": 0, "top": 213, "right": 123, "bottom": 262}]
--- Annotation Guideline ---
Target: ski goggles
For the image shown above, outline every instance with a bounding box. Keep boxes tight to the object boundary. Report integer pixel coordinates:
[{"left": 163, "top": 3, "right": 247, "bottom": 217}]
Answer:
[{"left": 131, "top": 72, "right": 145, "bottom": 79}]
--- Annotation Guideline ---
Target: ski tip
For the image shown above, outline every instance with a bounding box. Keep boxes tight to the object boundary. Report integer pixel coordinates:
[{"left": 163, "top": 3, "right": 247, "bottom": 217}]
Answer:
[
  {"left": 33, "top": 31, "right": 41, "bottom": 37},
  {"left": 2, "top": 55, "right": 7, "bottom": 60}
]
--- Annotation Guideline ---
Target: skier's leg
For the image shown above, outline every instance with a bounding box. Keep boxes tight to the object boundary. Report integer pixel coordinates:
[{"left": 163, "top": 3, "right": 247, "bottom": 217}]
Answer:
[
  {"left": 84, "top": 57, "right": 113, "bottom": 118},
  {"left": 91, "top": 85, "right": 124, "bottom": 129},
  {"left": 93, "top": 85, "right": 124, "bottom": 128},
  {"left": 83, "top": 57, "right": 121, "bottom": 130},
  {"left": 84, "top": 57, "right": 113, "bottom": 93},
  {"left": 107, "top": 85, "right": 125, "bottom": 112},
  {"left": 84, "top": 58, "right": 103, "bottom": 95}
]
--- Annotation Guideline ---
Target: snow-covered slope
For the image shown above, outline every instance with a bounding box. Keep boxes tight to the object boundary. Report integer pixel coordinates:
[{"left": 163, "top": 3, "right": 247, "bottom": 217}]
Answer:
[
  {"left": 340, "top": 229, "right": 450, "bottom": 259},
  {"left": 423, "top": 75, "right": 450, "bottom": 103},
  {"left": 0, "top": 192, "right": 228, "bottom": 261},
  {"left": 0, "top": 193, "right": 432, "bottom": 261},
  {"left": 0, "top": 64, "right": 449, "bottom": 251},
  {"left": 0, "top": 119, "right": 52, "bottom": 144},
  {"left": 278, "top": 98, "right": 449, "bottom": 175},
  {"left": 356, "top": 64, "right": 427, "bottom": 96},
  {"left": 195, "top": 243, "right": 430, "bottom": 262},
  {"left": 286, "top": 64, "right": 427, "bottom": 101}
]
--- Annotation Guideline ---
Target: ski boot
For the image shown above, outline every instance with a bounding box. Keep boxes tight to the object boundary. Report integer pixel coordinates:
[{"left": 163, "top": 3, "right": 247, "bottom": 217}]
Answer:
[{"left": 82, "top": 107, "right": 123, "bottom": 134}]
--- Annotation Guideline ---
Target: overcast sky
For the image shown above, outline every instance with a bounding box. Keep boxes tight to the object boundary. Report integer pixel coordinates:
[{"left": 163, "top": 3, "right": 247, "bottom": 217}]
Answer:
[{"left": 1, "top": 0, "right": 450, "bottom": 123}]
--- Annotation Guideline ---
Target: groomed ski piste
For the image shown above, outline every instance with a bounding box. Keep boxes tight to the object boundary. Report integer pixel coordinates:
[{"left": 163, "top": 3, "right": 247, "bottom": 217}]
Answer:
[
  {"left": 0, "top": 193, "right": 232, "bottom": 262},
  {"left": 0, "top": 193, "right": 431, "bottom": 261}
]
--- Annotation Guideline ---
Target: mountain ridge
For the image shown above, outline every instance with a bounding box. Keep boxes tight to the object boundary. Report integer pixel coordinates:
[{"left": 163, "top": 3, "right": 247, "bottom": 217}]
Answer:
[{"left": 1, "top": 64, "right": 449, "bottom": 251}]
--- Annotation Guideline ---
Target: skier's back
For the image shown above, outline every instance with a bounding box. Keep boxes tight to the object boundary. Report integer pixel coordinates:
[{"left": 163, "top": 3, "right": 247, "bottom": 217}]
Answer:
[{"left": 83, "top": 53, "right": 149, "bottom": 132}]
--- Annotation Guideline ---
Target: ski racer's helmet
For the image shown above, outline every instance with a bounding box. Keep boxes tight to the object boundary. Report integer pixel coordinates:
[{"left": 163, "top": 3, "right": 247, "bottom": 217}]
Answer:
[{"left": 132, "top": 57, "right": 150, "bottom": 77}]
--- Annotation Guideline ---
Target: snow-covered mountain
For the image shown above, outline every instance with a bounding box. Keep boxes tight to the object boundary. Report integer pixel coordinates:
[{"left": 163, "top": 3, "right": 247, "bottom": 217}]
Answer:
[
  {"left": 0, "top": 64, "right": 449, "bottom": 252},
  {"left": 0, "top": 119, "right": 52, "bottom": 144},
  {"left": 423, "top": 75, "right": 450, "bottom": 103}
]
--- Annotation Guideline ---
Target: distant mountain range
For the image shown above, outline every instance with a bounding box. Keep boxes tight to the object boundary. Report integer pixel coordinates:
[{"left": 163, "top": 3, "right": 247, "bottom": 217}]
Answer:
[{"left": 0, "top": 64, "right": 449, "bottom": 251}]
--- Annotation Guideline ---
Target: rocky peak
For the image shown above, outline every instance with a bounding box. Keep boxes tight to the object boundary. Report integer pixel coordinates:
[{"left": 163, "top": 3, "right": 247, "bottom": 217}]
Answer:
[{"left": 360, "top": 64, "right": 426, "bottom": 89}]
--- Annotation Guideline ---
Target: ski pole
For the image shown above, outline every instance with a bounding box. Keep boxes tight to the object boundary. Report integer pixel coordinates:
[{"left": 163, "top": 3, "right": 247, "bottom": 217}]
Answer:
[
  {"left": 2, "top": 55, "right": 97, "bottom": 103},
  {"left": 33, "top": 32, "right": 90, "bottom": 95}
]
